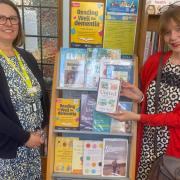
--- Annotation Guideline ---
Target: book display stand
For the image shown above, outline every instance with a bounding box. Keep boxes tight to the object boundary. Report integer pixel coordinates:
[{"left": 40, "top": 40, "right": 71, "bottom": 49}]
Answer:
[{"left": 46, "top": 52, "right": 139, "bottom": 180}]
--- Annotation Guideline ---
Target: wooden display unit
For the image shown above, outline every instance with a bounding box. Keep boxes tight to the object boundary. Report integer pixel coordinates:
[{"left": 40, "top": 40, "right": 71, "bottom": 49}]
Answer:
[
  {"left": 46, "top": 53, "right": 139, "bottom": 180},
  {"left": 45, "top": 0, "right": 146, "bottom": 179}
]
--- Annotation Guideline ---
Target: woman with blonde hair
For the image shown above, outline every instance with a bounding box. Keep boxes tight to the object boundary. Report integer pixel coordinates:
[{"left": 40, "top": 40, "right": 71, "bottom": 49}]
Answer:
[{"left": 109, "top": 3, "right": 180, "bottom": 180}]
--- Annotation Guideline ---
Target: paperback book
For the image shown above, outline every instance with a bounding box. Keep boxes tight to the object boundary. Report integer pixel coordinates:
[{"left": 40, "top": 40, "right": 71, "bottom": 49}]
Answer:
[
  {"left": 80, "top": 94, "right": 97, "bottom": 131},
  {"left": 55, "top": 98, "right": 80, "bottom": 130},
  {"left": 85, "top": 48, "right": 121, "bottom": 88},
  {"left": 102, "top": 138, "right": 128, "bottom": 177},
  {"left": 96, "top": 78, "right": 121, "bottom": 113},
  {"left": 59, "top": 48, "right": 87, "bottom": 88},
  {"left": 92, "top": 111, "right": 111, "bottom": 133},
  {"left": 83, "top": 140, "right": 103, "bottom": 175},
  {"left": 100, "top": 58, "right": 134, "bottom": 84},
  {"left": 110, "top": 101, "right": 133, "bottom": 133},
  {"left": 72, "top": 140, "right": 84, "bottom": 174},
  {"left": 100, "top": 59, "right": 120, "bottom": 79},
  {"left": 54, "top": 137, "right": 79, "bottom": 173}
]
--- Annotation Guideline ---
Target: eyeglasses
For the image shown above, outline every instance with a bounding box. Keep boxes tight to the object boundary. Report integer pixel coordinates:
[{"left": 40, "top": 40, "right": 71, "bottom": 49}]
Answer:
[
  {"left": 0, "top": 15, "right": 19, "bottom": 25},
  {"left": 159, "top": 1, "right": 180, "bottom": 14}
]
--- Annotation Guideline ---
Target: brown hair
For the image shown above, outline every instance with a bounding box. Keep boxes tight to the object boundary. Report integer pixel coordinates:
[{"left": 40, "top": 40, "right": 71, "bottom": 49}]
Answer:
[
  {"left": 0, "top": 0, "right": 24, "bottom": 46},
  {"left": 159, "top": 6, "right": 180, "bottom": 36}
]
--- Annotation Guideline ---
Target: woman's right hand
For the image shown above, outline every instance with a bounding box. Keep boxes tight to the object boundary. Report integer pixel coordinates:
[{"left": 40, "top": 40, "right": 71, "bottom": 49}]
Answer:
[
  {"left": 120, "top": 81, "right": 144, "bottom": 103},
  {"left": 25, "top": 132, "right": 44, "bottom": 148}
]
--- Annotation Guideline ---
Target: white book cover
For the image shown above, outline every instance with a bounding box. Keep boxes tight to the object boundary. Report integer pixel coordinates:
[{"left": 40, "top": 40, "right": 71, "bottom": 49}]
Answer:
[
  {"left": 143, "top": 31, "right": 152, "bottom": 64},
  {"left": 99, "top": 59, "right": 121, "bottom": 79},
  {"left": 64, "top": 59, "right": 85, "bottom": 88},
  {"left": 83, "top": 140, "right": 103, "bottom": 175},
  {"left": 102, "top": 138, "right": 128, "bottom": 177},
  {"left": 72, "top": 140, "right": 84, "bottom": 174},
  {"left": 96, "top": 78, "right": 121, "bottom": 113}
]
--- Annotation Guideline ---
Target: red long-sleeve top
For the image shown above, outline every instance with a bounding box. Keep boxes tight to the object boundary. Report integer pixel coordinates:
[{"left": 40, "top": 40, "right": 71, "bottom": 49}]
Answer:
[{"left": 136, "top": 51, "right": 180, "bottom": 170}]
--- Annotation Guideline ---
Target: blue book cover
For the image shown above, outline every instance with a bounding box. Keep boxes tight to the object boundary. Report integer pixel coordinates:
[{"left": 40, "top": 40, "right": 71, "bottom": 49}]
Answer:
[
  {"left": 59, "top": 48, "right": 87, "bottom": 88},
  {"left": 106, "top": 0, "right": 139, "bottom": 15},
  {"left": 110, "top": 101, "right": 133, "bottom": 133},
  {"left": 119, "top": 101, "right": 133, "bottom": 111},
  {"left": 85, "top": 48, "right": 121, "bottom": 88},
  {"left": 106, "top": 61, "right": 134, "bottom": 84},
  {"left": 80, "top": 94, "right": 97, "bottom": 131},
  {"left": 92, "top": 111, "right": 111, "bottom": 133}
]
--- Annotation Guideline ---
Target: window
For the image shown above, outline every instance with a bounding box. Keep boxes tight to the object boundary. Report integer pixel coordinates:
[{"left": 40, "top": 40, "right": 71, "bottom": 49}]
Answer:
[{"left": 12, "top": 0, "right": 58, "bottom": 90}]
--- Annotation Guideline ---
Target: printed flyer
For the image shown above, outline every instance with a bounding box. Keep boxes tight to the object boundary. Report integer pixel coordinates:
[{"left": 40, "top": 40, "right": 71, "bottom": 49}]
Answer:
[
  {"left": 70, "top": 1, "right": 104, "bottom": 48},
  {"left": 103, "top": 0, "right": 139, "bottom": 59}
]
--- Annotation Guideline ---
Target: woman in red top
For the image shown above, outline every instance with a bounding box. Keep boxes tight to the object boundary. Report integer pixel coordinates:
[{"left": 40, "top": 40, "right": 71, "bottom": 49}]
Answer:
[{"left": 108, "top": 5, "right": 180, "bottom": 180}]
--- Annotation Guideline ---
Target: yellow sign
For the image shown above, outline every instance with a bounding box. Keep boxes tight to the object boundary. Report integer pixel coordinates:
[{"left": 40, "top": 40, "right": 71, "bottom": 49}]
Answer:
[
  {"left": 104, "top": 18, "right": 137, "bottom": 58},
  {"left": 70, "top": 1, "right": 104, "bottom": 47}
]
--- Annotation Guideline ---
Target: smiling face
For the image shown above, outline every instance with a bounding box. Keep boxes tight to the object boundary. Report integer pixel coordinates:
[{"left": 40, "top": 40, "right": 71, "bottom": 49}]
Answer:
[
  {"left": 0, "top": 3, "right": 19, "bottom": 45},
  {"left": 163, "top": 19, "right": 180, "bottom": 54}
]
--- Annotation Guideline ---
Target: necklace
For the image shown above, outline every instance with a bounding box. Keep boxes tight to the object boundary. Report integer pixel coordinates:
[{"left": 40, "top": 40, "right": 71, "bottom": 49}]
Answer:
[{"left": 0, "top": 48, "right": 38, "bottom": 96}]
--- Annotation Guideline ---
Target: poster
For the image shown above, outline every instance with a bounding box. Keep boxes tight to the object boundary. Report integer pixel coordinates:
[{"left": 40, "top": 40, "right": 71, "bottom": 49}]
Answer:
[
  {"left": 103, "top": 0, "right": 139, "bottom": 59},
  {"left": 106, "top": 0, "right": 138, "bottom": 14},
  {"left": 70, "top": 1, "right": 104, "bottom": 48}
]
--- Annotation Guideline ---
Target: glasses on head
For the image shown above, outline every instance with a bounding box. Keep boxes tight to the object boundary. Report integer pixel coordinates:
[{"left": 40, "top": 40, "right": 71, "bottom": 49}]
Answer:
[
  {"left": 159, "top": 1, "right": 180, "bottom": 14},
  {"left": 0, "top": 15, "right": 19, "bottom": 25}
]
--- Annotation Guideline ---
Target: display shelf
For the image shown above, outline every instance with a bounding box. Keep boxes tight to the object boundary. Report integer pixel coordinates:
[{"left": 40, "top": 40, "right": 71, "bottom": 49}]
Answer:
[
  {"left": 54, "top": 129, "right": 132, "bottom": 137},
  {"left": 46, "top": 53, "right": 139, "bottom": 180},
  {"left": 53, "top": 173, "right": 130, "bottom": 180},
  {"left": 57, "top": 86, "right": 97, "bottom": 91}
]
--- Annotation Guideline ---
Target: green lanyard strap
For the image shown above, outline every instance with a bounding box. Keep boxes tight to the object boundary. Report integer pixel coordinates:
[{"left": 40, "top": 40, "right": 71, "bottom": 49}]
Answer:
[{"left": 0, "top": 48, "right": 33, "bottom": 95}]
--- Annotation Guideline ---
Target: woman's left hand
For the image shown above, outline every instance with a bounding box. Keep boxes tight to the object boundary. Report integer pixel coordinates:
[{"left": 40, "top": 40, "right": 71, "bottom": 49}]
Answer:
[{"left": 107, "top": 110, "right": 140, "bottom": 122}]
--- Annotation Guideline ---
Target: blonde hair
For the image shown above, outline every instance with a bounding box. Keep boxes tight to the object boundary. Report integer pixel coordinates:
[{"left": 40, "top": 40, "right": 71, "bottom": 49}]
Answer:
[{"left": 159, "top": 6, "right": 180, "bottom": 36}]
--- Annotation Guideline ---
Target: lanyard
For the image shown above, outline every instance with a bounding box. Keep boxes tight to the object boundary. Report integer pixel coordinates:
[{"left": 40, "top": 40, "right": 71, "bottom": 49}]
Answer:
[{"left": 0, "top": 48, "right": 34, "bottom": 95}]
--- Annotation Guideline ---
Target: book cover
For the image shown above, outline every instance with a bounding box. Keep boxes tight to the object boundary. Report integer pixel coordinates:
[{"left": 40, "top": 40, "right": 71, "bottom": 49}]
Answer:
[
  {"left": 92, "top": 111, "right": 111, "bottom": 133},
  {"left": 110, "top": 101, "right": 133, "bottom": 133},
  {"left": 80, "top": 94, "right": 97, "bottom": 131},
  {"left": 70, "top": 1, "right": 104, "bottom": 48},
  {"left": 96, "top": 78, "right": 121, "bottom": 113},
  {"left": 143, "top": 31, "right": 152, "bottom": 64},
  {"left": 85, "top": 48, "right": 121, "bottom": 88},
  {"left": 59, "top": 47, "right": 87, "bottom": 88},
  {"left": 105, "top": 60, "right": 134, "bottom": 84},
  {"left": 64, "top": 59, "right": 85, "bottom": 88},
  {"left": 55, "top": 98, "right": 80, "bottom": 130},
  {"left": 100, "top": 59, "right": 122, "bottom": 79},
  {"left": 72, "top": 140, "right": 84, "bottom": 174},
  {"left": 102, "top": 138, "right": 128, "bottom": 177},
  {"left": 83, "top": 140, "right": 103, "bottom": 175},
  {"left": 54, "top": 137, "right": 79, "bottom": 173}
]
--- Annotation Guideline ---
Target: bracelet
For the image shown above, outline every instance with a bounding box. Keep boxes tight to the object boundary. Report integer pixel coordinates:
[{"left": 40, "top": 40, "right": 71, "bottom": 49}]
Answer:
[{"left": 138, "top": 94, "right": 144, "bottom": 103}]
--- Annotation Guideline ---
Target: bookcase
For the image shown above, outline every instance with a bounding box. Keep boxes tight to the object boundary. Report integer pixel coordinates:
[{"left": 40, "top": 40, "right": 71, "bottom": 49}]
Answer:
[
  {"left": 46, "top": 51, "right": 139, "bottom": 180},
  {"left": 137, "top": 1, "right": 160, "bottom": 66}
]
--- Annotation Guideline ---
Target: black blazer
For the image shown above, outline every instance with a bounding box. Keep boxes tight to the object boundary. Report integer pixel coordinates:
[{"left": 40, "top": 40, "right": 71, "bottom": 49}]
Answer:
[{"left": 0, "top": 48, "right": 50, "bottom": 158}]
